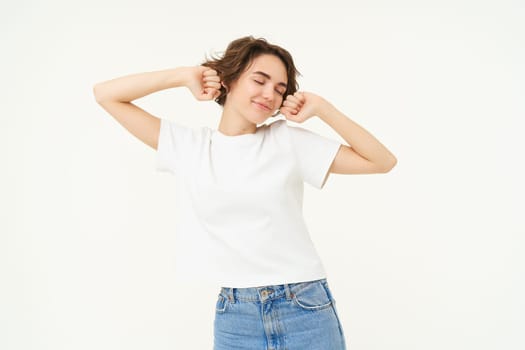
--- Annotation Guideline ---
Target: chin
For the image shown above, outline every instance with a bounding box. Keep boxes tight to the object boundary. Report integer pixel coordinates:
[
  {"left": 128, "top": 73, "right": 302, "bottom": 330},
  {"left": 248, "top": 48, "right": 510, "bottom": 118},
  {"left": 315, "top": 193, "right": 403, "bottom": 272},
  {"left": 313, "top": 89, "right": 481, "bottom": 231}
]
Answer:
[
  {"left": 257, "top": 116, "right": 272, "bottom": 125},
  {"left": 247, "top": 114, "right": 270, "bottom": 125}
]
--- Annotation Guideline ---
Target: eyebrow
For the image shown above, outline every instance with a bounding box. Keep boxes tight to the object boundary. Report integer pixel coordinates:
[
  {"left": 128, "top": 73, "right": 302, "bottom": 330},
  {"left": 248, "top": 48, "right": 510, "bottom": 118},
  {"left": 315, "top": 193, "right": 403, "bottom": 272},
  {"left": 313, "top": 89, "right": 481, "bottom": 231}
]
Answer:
[{"left": 252, "top": 71, "right": 287, "bottom": 89}]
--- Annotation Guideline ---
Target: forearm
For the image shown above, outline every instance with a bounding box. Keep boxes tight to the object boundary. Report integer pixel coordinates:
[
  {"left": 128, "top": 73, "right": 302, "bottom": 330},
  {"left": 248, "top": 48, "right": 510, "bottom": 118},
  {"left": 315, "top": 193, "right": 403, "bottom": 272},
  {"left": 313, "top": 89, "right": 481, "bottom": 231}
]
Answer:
[
  {"left": 93, "top": 67, "right": 190, "bottom": 103},
  {"left": 318, "top": 100, "right": 397, "bottom": 167}
]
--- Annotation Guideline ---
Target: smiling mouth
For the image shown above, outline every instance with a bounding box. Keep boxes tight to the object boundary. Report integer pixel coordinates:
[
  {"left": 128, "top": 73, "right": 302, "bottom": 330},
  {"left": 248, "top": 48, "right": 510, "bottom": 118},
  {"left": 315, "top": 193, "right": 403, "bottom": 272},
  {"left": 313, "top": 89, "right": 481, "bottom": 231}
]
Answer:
[{"left": 253, "top": 101, "right": 271, "bottom": 111}]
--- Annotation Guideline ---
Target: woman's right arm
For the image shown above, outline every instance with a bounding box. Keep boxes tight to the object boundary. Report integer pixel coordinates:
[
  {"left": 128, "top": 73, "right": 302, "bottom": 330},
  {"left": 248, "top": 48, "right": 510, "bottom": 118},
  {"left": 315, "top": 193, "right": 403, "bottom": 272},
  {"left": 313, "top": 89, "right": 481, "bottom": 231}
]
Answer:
[{"left": 93, "top": 66, "right": 220, "bottom": 150}]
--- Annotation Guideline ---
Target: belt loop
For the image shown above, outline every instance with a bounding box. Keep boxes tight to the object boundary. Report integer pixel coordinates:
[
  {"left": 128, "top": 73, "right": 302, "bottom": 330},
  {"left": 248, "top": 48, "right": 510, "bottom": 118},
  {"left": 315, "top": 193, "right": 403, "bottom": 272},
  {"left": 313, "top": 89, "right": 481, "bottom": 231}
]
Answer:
[
  {"left": 284, "top": 283, "right": 292, "bottom": 300},
  {"left": 227, "top": 287, "right": 236, "bottom": 304},
  {"left": 320, "top": 279, "right": 333, "bottom": 302}
]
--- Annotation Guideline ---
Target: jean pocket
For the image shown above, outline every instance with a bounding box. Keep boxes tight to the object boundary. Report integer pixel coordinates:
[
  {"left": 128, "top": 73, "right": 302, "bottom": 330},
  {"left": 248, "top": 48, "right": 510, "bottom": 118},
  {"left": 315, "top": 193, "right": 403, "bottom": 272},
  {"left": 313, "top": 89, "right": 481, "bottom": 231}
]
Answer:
[
  {"left": 215, "top": 293, "right": 228, "bottom": 313},
  {"left": 292, "top": 281, "right": 333, "bottom": 311}
]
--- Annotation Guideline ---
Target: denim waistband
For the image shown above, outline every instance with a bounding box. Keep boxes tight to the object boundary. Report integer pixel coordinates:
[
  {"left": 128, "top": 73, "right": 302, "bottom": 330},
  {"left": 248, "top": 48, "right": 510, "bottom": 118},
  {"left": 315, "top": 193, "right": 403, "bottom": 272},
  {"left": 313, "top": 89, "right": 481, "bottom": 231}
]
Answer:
[{"left": 220, "top": 278, "right": 327, "bottom": 303}]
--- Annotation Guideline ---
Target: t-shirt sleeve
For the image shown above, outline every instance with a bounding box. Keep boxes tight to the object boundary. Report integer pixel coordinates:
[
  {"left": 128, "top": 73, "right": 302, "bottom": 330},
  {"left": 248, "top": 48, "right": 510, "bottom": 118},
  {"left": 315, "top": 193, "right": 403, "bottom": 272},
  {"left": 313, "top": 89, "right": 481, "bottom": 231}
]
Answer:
[
  {"left": 156, "top": 118, "right": 191, "bottom": 174},
  {"left": 287, "top": 124, "right": 341, "bottom": 189}
]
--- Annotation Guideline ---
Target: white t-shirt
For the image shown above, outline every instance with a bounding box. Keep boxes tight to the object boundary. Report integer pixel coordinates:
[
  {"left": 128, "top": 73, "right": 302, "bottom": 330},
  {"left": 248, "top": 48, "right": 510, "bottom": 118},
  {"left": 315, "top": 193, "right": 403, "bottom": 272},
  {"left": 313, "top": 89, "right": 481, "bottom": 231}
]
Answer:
[{"left": 156, "top": 118, "right": 341, "bottom": 288}]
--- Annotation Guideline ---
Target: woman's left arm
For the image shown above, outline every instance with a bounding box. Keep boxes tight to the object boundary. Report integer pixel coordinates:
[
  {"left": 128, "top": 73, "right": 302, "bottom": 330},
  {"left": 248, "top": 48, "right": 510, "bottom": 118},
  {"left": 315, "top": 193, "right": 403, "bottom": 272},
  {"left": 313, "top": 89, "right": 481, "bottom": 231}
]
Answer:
[{"left": 281, "top": 92, "right": 397, "bottom": 174}]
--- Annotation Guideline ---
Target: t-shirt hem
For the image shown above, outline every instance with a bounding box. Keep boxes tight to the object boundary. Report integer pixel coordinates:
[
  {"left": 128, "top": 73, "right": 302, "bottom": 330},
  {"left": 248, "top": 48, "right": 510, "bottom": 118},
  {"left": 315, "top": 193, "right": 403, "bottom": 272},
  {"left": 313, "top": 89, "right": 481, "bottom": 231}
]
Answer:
[
  {"left": 317, "top": 142, "right": 341, "bottom": 189},
  {"left": 173, "top": 270, "right": 328, "bottom": 289}
]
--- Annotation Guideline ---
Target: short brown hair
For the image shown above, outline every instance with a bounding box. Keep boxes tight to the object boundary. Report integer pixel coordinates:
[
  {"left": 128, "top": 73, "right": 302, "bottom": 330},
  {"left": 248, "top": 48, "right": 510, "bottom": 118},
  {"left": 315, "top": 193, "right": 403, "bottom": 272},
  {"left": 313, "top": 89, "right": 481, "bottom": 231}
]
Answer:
[{"left": 202, "top": 36, "right": 300, "bottom": 106}]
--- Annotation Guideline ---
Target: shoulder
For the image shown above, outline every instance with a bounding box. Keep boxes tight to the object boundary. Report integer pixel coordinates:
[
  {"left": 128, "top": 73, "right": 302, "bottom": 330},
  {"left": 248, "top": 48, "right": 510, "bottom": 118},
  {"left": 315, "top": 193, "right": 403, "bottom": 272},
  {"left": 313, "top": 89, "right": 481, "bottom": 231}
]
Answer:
[
  {"left": 266, "top": 119, "right": 312, "bottom": 140},
  {"left": 267, "top": 119, "right": 314, "bottom": 134},
  {"left": 265, "top": 119, "right": 321, "bottom": 142},
  {"left": 266, "top": 118, "right": 289, "bottom": 134},
  {"left": 265, "top": 119, "right": 291, "bottom": 140},
  {"left": 161, "top": 118, "right": 211, "bottom": 143},
  {"left": 266, "top": 118, "right": 286, "bottom": 128}
]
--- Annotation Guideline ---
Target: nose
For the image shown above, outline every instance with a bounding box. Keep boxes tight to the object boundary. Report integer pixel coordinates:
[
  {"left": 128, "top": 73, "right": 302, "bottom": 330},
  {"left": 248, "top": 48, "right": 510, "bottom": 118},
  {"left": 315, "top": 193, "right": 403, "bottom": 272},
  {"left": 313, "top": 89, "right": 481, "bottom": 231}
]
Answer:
[{"left": 262, "top": 84, "right": 274, "bottom": 101}]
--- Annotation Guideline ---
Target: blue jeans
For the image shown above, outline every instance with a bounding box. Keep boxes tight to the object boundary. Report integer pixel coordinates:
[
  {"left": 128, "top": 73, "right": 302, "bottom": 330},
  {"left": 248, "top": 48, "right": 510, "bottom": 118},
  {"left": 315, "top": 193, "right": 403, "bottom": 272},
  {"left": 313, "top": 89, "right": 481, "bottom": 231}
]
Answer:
[{"left": 214, "top": 278, "right": 347, "bottom": 350}]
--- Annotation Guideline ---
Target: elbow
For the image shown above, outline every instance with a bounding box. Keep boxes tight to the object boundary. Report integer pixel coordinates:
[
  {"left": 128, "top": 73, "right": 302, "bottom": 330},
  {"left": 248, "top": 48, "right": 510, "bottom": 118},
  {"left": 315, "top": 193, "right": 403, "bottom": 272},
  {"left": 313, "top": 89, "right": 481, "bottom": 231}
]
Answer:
[
  {"left": 93, "top": 83, "right": 110, "bottom": 104},
  {"left": 93, "top": 83, "right": 103, "bottom": 103},
  {"left": 379, "top": 155, "right": 397, "bottom": 173}
]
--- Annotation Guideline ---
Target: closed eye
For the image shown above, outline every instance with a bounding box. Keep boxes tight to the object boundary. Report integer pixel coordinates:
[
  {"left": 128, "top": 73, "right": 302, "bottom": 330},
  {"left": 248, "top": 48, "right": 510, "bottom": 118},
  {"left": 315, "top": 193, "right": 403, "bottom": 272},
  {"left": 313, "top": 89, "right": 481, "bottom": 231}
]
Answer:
[{"left": 254, "top": 79, "right": 284, "bottom": 96}]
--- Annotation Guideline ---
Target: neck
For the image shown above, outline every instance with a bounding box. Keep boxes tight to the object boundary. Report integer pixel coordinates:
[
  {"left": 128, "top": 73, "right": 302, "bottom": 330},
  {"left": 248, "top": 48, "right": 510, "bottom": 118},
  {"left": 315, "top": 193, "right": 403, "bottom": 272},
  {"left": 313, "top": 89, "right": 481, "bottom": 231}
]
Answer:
[{"left": 218, "top": 104, "right": 257, "bottom": 136}]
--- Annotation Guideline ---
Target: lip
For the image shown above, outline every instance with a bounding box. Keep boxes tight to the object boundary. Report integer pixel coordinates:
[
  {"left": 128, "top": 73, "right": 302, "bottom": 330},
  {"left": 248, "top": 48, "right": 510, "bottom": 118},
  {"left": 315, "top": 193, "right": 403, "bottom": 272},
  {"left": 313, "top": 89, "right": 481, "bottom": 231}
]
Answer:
[{"left": 252, "top": 101, "right": 271, "bottom": 111}]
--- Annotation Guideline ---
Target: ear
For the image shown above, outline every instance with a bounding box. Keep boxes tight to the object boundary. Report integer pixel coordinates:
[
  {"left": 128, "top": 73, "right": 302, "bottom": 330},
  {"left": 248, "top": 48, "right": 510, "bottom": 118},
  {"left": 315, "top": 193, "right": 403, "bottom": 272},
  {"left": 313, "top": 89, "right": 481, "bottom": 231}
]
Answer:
[{"left": 221, "top": 81, "right": 229, "bottom": 93}]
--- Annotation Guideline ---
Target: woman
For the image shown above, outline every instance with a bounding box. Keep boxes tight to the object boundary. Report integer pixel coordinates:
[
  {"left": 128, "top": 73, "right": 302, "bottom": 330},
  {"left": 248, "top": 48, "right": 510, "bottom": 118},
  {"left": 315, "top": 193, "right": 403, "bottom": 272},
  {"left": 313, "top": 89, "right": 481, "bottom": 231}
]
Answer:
[{"left": 93, "top": 36, "right": 396, "bottom": 350}]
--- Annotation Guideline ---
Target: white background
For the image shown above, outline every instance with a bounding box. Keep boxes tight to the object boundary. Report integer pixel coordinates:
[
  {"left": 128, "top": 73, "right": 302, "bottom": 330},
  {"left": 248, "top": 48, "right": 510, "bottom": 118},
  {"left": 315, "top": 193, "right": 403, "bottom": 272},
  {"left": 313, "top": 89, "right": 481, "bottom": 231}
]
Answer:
[{"left": 2, "top": 0, "right": 524, "bottom": 349}]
